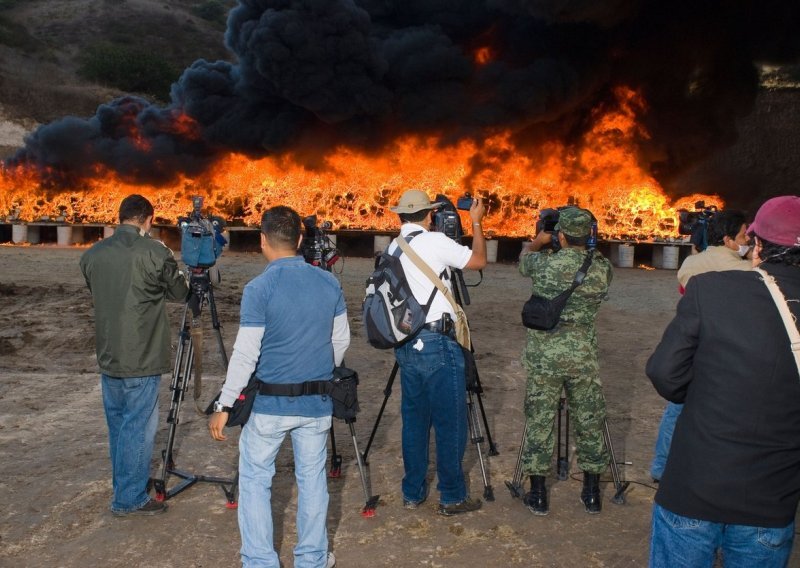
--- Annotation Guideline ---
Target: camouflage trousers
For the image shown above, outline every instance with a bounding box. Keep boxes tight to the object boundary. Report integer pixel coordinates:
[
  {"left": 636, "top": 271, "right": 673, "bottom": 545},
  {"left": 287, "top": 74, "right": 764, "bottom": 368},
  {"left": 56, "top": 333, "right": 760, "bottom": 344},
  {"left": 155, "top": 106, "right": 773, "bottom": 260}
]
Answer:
[{"left": 521, "top": 366, "right": 609, "bottom": 477}]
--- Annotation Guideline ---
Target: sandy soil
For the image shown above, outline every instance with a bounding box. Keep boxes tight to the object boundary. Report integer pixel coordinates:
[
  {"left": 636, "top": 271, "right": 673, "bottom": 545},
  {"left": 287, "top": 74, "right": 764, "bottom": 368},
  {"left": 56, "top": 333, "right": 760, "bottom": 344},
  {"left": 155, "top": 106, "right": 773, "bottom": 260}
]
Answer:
[{"left": 0, "top": 245, "right": 797, "bottom": 568}]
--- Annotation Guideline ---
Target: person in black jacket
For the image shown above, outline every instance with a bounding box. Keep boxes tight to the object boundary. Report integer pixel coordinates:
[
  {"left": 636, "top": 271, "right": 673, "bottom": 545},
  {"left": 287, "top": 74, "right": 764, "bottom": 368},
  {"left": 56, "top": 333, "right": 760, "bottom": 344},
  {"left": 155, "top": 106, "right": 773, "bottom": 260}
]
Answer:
[{"left": 646, "top": 195, "right": 800, "bottom": 567}]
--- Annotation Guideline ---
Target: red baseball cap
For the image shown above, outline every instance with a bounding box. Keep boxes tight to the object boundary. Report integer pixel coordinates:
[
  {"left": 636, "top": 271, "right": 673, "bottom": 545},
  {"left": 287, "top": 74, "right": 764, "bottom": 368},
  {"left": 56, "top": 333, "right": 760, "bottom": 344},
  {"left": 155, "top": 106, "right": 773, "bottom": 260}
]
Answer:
[{"left": 747, "top": 195, "right": 800, "bottom": 247}]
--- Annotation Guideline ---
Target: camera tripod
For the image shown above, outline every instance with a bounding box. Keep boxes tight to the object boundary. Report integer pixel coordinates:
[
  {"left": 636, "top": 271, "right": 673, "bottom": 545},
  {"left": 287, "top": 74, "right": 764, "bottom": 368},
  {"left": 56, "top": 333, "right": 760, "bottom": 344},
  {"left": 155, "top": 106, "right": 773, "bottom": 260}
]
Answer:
[
  {"left": 151, "top": 268, "right": 238, "bottom": 506},
  {"left": 360, "top": 267, "right": 499, "bottom": 512},
  {"left": 505, "top": 393, "right": 630, "bottom": 504}
]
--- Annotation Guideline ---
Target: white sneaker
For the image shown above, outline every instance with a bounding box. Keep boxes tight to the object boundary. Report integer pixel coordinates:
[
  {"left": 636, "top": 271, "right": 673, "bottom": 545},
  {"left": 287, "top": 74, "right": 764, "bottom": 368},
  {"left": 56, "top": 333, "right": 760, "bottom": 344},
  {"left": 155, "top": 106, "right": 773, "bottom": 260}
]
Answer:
[{"left": 326, "top": 552, "right": 336, "bottom": 567}]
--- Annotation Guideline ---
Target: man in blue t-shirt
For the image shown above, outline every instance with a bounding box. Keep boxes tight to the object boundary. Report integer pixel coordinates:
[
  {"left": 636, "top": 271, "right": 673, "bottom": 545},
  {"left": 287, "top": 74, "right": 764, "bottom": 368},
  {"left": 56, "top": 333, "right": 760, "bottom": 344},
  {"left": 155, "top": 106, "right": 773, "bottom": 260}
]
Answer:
[{"left": 209, "top": 206, "right": 349, "bottom": 568}]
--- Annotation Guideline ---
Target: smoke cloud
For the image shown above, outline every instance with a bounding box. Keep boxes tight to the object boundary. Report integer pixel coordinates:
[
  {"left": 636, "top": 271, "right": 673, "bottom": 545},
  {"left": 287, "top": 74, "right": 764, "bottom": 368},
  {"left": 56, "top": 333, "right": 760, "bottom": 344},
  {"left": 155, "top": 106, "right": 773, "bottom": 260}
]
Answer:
[{"left": 7, "top": 0, "right": 800, "bottom": 202}]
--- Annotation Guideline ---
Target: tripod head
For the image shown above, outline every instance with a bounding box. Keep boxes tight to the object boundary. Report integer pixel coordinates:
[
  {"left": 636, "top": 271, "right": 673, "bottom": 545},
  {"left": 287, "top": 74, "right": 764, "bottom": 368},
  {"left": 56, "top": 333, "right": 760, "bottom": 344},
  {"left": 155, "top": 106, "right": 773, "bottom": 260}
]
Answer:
[{"left": 187, "top": 268, "right": 213, "bottom": 317}]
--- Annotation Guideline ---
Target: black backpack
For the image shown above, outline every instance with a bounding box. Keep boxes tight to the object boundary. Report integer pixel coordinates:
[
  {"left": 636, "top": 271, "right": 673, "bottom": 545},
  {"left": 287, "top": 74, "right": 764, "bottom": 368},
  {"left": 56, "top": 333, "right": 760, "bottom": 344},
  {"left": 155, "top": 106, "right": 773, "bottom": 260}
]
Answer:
[{"left": 362, "top": 233, "right": 436, "bottom": 349}]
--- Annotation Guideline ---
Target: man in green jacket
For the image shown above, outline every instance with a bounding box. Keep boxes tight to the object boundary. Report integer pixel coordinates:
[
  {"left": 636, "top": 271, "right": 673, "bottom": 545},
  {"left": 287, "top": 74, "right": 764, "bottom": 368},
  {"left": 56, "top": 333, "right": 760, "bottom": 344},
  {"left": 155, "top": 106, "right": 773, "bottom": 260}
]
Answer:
[{"left": 80, "top": 194, "right": 188, "bottom": 517}]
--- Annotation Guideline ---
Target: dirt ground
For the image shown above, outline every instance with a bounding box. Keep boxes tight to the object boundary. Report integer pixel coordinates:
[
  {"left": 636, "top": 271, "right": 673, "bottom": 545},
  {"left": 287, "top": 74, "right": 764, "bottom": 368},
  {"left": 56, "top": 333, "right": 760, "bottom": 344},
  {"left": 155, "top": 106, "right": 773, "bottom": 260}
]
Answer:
[{"left": 1, "top": 245, "right": 797, "bottom": 568}]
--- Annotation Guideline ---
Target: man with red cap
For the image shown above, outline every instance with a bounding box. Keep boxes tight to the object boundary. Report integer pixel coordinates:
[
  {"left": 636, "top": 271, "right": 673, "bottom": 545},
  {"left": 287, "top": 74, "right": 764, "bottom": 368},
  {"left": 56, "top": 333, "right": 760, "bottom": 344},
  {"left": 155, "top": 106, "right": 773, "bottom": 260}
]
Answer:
[{"left": 646, "top": 195, "right": 800, "bottom": 567}]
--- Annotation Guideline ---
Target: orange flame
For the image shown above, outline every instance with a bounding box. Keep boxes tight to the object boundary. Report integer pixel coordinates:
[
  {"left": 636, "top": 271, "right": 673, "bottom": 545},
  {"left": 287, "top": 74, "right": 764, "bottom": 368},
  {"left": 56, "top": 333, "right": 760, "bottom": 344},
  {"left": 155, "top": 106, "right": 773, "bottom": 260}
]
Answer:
[
  {"left": 0, "top": 86, "right": 721, "bottom": 238},
  {"left": 474, "top": 47, "right": 492, "bottom": 65}
]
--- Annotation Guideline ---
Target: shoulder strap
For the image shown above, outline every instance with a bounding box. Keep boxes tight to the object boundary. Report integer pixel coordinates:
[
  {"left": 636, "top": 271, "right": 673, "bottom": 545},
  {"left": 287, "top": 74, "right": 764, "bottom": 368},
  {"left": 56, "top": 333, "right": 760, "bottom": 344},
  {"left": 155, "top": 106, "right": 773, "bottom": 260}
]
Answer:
[
  {"left": 754, "top": 268, "right": 800, "bottom": 376},
  {"left": 395, "top": 235, "right": 460, "bottom": 315},
  {"left": 571, "top": 251, "right": 594, "bottom": 289}
]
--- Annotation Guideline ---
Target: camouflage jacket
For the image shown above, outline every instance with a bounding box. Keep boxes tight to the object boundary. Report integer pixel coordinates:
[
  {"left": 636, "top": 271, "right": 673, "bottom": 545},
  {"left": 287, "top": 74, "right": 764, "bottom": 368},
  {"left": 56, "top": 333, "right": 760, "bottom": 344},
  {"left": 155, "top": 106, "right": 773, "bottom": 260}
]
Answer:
[{"left": 519, "top": 247, "right": 612, "bottom": 330}]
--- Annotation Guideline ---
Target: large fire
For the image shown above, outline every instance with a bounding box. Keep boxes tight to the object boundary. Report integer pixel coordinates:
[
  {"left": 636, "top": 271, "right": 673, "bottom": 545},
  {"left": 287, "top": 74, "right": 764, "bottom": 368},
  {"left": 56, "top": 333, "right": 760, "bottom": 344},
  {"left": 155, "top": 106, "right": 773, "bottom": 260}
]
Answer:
[{"left": 0, "top": 87, "right": 721, "bottom": 239}]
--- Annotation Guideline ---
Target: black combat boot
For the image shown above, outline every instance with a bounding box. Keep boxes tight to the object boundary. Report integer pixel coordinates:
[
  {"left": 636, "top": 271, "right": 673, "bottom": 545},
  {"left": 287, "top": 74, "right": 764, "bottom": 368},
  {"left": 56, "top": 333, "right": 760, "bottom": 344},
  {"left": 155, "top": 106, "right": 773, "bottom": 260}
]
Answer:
[
  {"left": 580, "top": 472, "right": 602, "bottom": 514},
  {"left": 523, "top": 475, "right": 548, "bottom": 516}
]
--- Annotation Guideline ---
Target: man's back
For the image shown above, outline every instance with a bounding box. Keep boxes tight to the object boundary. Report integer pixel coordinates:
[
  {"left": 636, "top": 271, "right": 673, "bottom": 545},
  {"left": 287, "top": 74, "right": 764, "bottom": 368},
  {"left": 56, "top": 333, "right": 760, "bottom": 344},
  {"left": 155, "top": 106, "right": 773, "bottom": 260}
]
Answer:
[
  {"left": 647, "top": 265, "right": 800, "bottom": 527},
  {"left": 244, "top": 256, "right": 346, "bottom": 417},
  {"left": 677, "top": 245, "right": 750, "bottom": 288},
  {"left": 80, "top": 225, "right": 187, "bottom": 377}
]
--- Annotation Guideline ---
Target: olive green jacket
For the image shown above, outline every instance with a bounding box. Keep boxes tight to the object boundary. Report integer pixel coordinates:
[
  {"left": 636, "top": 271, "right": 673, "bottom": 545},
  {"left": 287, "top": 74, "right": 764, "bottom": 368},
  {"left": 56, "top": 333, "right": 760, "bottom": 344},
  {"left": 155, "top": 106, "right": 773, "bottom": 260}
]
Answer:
[{"left": 80, "top": 224, "right": 189, "bottom": 377}]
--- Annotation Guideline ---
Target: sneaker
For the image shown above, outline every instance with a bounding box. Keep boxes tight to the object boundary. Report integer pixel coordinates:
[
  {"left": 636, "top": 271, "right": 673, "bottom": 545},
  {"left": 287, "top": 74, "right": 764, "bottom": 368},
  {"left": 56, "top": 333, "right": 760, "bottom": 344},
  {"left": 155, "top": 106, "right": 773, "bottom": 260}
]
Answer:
[
  {"left": 436, "top": 497, "right": 482, "bottom": 517},
  {"left": 326, "top": 552, "right": 336, "bottom": 568},
  {"left": 403, "top": 496, "right": 427, "bottom": 510},
  {"left": 112, "top": 498, "right": 168, "bottom": 517}
]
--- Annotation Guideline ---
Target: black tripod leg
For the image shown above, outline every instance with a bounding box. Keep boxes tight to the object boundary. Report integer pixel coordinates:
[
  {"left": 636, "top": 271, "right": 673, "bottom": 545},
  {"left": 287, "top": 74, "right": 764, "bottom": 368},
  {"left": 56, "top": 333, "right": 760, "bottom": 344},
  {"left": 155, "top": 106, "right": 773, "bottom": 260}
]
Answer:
[
  {"left": 206, "top": 284, "right": 229, "bottom": 368},
  {"left": 363, "top": 361, "right": 399, "bottom": 464},
  {"left": 153, "top": 303, "right": 193, "bottom": 500},
  {"left": 328, "top": 424, "right": 343, "bottom": 478},
  {"left": 557, "top": 397, "right": 569, "bottom": 481},
  {"left": 603, "top": 418, "right": 629, "bottom": 504},
  {"left": 466, "top": 390, "right": 494, "bottom": 501},
  {"left": 505, "top": 423, "right": 528, "bottom": 499}
]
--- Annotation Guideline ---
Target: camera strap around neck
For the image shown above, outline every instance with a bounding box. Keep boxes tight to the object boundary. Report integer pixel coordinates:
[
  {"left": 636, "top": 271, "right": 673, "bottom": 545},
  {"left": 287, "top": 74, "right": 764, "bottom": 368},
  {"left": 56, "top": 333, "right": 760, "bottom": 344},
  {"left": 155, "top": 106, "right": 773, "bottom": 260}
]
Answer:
[{"left": 754, "top": 267, "right": 800, "bottom": 378}]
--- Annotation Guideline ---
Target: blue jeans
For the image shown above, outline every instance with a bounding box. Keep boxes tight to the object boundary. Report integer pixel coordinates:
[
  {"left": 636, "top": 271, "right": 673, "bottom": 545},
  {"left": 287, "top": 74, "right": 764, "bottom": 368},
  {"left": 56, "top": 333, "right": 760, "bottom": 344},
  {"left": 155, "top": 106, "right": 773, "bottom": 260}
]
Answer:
[
  {"left": 650, "top": 402, "right": 683, "bottom": 480},
  {"left": 395, "top": 329, "right": 467, "bottom": 505},
  {"left": 650, "top": 503, "right": 795, "bottom": 567},
  {"left": 101, "top": 374, "right": 161, "bottom": 513},
  {"left": 238, "top": 413, "right": 332, "bottom": 568}
]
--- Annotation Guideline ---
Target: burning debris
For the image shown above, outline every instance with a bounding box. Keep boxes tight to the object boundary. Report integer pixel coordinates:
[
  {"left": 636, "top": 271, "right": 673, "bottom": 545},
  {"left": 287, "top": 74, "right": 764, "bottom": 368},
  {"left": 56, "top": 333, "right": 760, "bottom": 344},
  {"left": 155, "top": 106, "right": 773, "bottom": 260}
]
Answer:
[{"left": 1, "top": 0, "right": 797, "bottom": 236}]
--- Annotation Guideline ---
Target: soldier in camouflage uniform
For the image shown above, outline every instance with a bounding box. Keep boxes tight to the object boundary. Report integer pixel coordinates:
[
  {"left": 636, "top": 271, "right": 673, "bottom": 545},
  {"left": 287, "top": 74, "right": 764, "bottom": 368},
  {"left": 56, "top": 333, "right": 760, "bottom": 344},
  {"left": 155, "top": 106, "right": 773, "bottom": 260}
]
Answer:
[{"left": 518, "top": 207, "right": 612, "bottom": 515}]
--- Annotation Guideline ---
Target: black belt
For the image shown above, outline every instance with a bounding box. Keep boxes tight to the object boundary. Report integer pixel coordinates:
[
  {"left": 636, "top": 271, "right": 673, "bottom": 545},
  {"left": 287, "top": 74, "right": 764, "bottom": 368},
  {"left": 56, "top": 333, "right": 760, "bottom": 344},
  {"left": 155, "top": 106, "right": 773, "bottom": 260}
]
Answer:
[
  {"left": 257, "top": 380, "right": 332, "bottom": 397},
  {"left": 423, "top": 319, "right": 455, "bottom": 338}
]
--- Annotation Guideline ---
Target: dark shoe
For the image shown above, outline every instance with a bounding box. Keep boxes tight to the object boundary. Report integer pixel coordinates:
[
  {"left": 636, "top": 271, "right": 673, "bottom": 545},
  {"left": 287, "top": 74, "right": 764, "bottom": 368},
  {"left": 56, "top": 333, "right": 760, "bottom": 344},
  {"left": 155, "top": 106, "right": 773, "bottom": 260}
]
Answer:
[
  {"left": 437, "top": 497, "right": 482, "bottom": 516},
  {"left": 523, "top": 475, "right": 548, "bottom": 516},
  {"left": 580, "top": 473, "right": 602, "bottom": 514},
  {"left": 112, "top": 498, "right": 168, "bottom": 517}
]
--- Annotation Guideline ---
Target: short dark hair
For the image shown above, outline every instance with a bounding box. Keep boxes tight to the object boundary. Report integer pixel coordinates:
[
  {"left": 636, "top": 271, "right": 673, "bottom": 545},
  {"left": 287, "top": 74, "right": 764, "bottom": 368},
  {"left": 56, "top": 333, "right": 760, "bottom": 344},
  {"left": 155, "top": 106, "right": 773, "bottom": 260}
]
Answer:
[
  {"left": 261, "top": 206, "right": 301, "bottom": 250},
  {"left": 755, "top": 235, "right": 800, "bottom": 267},
  {"left": 707, "top": 210, "right": 747, "bottom": 246},
  {"left": 119, "top": 194, "right": 154, "bottom": 224},
  {"left": 399, "top": 209, "right": 433, "bottom": 224}
]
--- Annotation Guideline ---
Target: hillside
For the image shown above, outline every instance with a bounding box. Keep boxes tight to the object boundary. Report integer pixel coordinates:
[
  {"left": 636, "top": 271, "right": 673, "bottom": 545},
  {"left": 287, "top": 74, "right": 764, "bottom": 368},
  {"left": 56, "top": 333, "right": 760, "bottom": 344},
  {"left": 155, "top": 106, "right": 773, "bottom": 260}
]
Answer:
[{"left": 0, "top": 0, "right": 234, "bottom": 152}]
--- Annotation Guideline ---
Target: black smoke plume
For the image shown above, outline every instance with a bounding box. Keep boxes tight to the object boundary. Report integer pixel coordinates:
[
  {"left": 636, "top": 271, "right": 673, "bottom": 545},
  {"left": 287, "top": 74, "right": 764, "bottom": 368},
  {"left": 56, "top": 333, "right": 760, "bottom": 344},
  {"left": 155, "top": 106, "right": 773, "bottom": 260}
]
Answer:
[{"left": 6, "top": 0, "right": 800, "bottom": 204}]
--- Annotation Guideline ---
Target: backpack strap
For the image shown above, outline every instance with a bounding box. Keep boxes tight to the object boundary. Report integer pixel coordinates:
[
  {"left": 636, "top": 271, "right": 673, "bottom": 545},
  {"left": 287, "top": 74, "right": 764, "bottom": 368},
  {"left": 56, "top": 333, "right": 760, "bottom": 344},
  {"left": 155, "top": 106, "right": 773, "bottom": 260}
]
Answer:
[{"left": 391, "top": 231, "right": 437, "bottom": 311}]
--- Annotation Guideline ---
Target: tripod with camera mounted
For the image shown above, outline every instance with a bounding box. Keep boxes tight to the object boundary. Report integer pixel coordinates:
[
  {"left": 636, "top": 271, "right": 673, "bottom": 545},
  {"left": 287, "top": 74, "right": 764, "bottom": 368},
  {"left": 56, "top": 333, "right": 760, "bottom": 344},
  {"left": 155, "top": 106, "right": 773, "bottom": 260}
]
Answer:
[
  {"left": 300, "top": 216, "right": 378, "bottom": 516},
  {"left": 150, "top": 267, "right": 238, "bottom": 507}
]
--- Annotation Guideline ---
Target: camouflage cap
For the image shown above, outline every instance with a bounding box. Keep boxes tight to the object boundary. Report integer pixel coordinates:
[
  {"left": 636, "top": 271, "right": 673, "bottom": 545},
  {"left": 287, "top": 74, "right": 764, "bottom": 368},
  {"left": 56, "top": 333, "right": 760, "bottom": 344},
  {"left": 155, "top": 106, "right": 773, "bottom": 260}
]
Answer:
[{"left": 555, "top": 207, "right": 593, "bottom": 237}]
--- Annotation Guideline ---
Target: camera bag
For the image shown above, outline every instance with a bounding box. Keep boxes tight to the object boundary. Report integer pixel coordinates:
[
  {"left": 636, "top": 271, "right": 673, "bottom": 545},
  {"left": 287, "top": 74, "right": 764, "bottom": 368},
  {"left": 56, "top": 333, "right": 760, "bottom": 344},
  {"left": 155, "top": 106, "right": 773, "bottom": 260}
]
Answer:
[
  {"left": 362, "top": 232, "right": 437, "bottom": 349},
  {"left": 205, "top": 373, "right": 260, "bottom": 427},
  {"left": 522, "top": 252, "right": 593, "bottom": 331}
]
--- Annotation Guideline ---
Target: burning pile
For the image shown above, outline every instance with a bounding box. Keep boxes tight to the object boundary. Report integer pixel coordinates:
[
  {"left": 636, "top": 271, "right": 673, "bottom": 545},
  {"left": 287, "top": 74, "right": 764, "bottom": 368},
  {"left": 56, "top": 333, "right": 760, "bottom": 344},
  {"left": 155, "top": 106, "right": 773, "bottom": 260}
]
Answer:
[{"left": 2, "top": 1, "right": 795, "bottom": 237}]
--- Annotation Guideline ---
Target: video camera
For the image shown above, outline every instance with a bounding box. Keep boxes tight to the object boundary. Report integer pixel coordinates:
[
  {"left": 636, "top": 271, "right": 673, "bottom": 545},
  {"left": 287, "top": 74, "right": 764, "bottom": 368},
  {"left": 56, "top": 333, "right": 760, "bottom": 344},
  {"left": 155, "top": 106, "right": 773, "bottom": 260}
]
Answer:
[
  {"left": 534, "top": 206, "right": 598, "bottom": 252},
  {"left": 677, "top": 201, "right": 716, "bottom": 251},
  {"left": 432, "top": 193, "right": 473, "bottom": 242},
  {"left": 301, "top": 215, "right": 340, "bottom": 271},
  {"left": 178, "top": 196, "right": 227, "bottom": 269}
]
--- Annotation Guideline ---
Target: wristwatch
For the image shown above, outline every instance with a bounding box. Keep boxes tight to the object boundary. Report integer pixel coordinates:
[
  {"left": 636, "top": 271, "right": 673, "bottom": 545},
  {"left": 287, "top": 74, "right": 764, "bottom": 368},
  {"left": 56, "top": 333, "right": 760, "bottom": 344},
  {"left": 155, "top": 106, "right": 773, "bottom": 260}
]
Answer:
[{"left": 213, "top": 400, "right": 232, "bottom": 413}]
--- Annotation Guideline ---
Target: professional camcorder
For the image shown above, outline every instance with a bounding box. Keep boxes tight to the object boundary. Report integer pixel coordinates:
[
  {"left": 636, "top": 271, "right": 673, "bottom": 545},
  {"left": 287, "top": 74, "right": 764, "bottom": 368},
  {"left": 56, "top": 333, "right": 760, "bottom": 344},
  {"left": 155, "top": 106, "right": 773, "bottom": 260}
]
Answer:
[
  {"left": 432, "top": 194, "right": 466, "bottom": 241},
  {"left": 534, "top": 206, "right": 598, "bottom": 252},
  {"left": 677, "top": 201, "right": 716, "bottom": 252},
  {"left": 178, "top": 196, "right": 227, "bottom": 269},
  {"left": 301, "top": 215, "right": 340, "bottom": 271}
]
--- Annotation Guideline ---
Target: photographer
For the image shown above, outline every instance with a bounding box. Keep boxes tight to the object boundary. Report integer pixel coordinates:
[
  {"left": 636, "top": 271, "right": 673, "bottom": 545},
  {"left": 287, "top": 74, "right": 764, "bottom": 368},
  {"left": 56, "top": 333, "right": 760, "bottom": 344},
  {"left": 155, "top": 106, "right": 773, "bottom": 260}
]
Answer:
[
  {"left": 650, "top": 210, "right": 752, "bottom": 483},
  {"left": 646, "top": 196, "right": 800, "bottom": 566},
  {"left": 79, "top": 194, "right": 189, "bottom": 517},
  {"left": 518, "top": 207, "right": 612, "bottom": 515},
  {"left": 208, "top": 206, "right": 348, "bottom": 568},
  {"left": 387, "top": 188, "right": 486, "bottom": 516}
]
